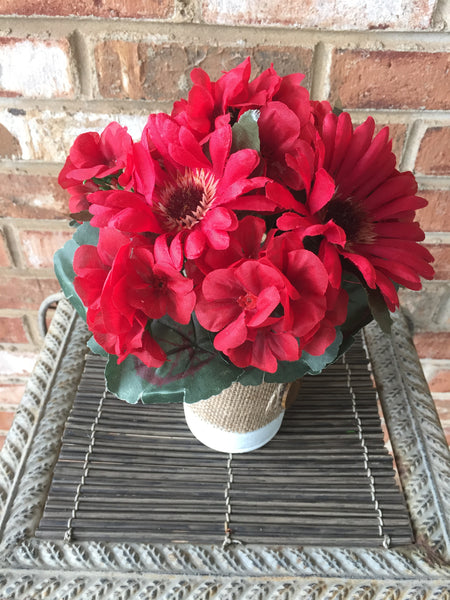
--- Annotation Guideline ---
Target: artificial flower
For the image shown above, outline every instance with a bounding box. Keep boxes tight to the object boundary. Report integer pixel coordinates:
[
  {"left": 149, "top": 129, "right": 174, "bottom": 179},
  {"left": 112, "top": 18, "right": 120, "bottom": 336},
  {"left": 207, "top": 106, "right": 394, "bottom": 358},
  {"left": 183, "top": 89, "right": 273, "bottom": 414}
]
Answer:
[
  {"left": 74, "top": 232, "right": 168, "bottom": 368},
  {"left": 59, "top": 122, "right": 133, "bottom": 189},
  {"left": 132, "top": 116, "right": 275, "bottom": 259},
  {"left": 274, "top": 114, "right": 434, "bottom": 309},
  {"left": 55, "top": 57, "right": 434, "bottom": 393}
]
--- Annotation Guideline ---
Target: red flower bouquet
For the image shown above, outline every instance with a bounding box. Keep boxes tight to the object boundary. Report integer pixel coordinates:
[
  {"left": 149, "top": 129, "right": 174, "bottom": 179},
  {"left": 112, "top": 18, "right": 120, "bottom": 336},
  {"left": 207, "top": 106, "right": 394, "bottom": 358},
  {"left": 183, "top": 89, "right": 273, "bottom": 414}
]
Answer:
[{"left": 55, "top": 57, "right": 434, "bottom": 405}]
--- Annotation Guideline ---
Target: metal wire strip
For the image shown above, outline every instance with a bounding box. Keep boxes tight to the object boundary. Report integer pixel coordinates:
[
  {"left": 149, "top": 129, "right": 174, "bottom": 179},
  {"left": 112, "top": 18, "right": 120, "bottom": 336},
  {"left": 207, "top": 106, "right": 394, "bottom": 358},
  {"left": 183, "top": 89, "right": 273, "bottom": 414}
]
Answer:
[
  {"left": 64, "top": 382, "right": 108, "bottom": 543},
  {"left": 223, "top": 453, "right": 243, "bottom": 548},
  {"left": 342, "top": 354, "right": 391, "bottom": 550}
]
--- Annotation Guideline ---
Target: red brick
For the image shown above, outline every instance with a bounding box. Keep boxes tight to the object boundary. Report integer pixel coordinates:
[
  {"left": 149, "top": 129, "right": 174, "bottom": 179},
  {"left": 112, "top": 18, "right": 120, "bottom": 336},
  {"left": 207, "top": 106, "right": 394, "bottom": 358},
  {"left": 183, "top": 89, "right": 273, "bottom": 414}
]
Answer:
[
  {"left": 415, "top": 128, "right": 450, "bottom": 176},
  {"left": 414, "top": 332, "right": 450, "bottom": 360},
  {"left": 20, "top": 229, "right": 73, "bottom": 269},
  {"left": 0, "top": 38, "right": 74, "bottom": 99},
  {"left": 0, "top": 173, "right": 70, "bottom": 219},
  {"left": 0, "top": 384, "right": 25, "bottom": 406},
  {"left": 95, "top": 43, "right": 313, "bottom": 101},
  {"left": 0, "top": 0, "right": 173, "bottom": 18},
  {"left": 0, "top": 350, "right": 38, "bottom": 377},
  {"left": 0, "top": 122, "right": 21, "bottom": 158},
  {"left": 424, "top": 244, "right": 450, "bottom": 280},
  {"left": 0, "top": 277, "right": 60, "bottom": 310},
  {"left": 0, "top": 317, "right": 28, "bottom": 344},
  {"left": 330, "top": 50, "right": 450, "bottom": 110},
  {"left": 398, "top": 284, "right": 449, "bottom": 332},
  {"left": 9, "top": 107, "right": 148, "bottom": 162},
  {"left": 0, "top": 409, "right": 15, "bottom": 430},
  {"left": 416, "top": 190, "right": 450, "bottom": 233},
  {"left": 430, "top": 372, "right": 450, "bottom": 395},
  {"left": 0, "top": 435, "right": 5, "bottom": 450},
  {"left": 95, "top": 41, "right": 147, "bottom": 100},
  {"left": 434, "top": 398, "right": 450, "bottom": 416},
  {"left": 202, "top": 0, "right": 435, "bottom": 30},
  {"left": 0, "top": 232, "right": 11, "bottom": 267}
]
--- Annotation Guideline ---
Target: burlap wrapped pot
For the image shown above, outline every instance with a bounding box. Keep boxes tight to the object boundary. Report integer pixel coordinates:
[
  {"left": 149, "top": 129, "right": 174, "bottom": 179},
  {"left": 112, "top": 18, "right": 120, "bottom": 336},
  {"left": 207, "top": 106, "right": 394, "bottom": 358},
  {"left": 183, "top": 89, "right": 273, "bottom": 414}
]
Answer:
[{"left": 183, "top": 379, "right": 295, "bottom": 453}]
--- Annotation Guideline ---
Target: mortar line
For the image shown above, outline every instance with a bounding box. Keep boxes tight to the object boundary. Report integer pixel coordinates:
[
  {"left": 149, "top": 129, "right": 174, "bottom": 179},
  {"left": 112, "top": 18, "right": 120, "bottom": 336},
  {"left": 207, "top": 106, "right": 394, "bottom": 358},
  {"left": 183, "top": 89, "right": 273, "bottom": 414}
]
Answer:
[
  {"left": 399, "top": 120, "right": 428, "bottom": 172},
  {"left": 68, "top": 29, "right": 94, "bottom": 99},
  {"left": 416, "top": 175, "right": 450, "bottom": 189},
  {"left": 1, "top": 98, "right": 450, "bottom": 123},
  {"left": 424, "top": 232, "right": 450, "bottom": 244},
  {"left": 310, "top": 41, "right": 332, "bottom": 100},
  {"left": 21, "top": 313, "right": 41, "bottom": 348},
  {"left": 0, "top": 217, "right": 73, "bottom": 230},
  {"left": 1, "top": 223, "right": 25, "bottom": 269},
  {"left": 0, "top": 17, "right": 449, "bottom": 49},
  {"left": 0, "top": 266, "right": 60, "bottom": 277}
]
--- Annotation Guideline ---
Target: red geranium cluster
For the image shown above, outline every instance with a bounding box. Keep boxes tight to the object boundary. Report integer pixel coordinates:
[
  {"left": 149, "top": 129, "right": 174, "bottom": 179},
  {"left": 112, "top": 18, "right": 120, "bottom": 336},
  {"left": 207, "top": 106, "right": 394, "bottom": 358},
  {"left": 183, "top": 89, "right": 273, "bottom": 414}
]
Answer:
[{"left": 59, "top": 58, "right": 434, "bottom": 373}]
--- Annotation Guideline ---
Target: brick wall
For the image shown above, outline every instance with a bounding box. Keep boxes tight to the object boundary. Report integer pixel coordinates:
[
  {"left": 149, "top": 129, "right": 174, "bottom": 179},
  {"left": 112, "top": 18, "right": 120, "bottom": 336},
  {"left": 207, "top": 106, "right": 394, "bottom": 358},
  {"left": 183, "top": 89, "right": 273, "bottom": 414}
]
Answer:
[{"left": 0, "top": 1, "right": 449, "bottom": 445}]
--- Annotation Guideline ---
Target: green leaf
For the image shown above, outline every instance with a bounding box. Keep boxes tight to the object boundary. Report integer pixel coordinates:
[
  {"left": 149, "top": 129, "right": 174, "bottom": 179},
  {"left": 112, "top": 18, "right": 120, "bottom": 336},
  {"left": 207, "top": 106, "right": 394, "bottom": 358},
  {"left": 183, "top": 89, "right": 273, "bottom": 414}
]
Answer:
[
  {"left": 340, "top": 273, "right": 373, "bottom": 338},
  {"left": 105, "top": 315, "right": 251, "bottom": 404},
  {"left": 87, "top": 336, "right": 108, "bottom": 357},
  {"left": 104, "top": 315, "right": 350, "bottom": 405},
  {"left": 231, "top": 109, "right": 260, "bottom": 153},
  {"left": 367, "top": 287, "right": 393, "bottom": 334},
  {"left": 53, "top": 222, "right": 99, "bottom": 321},
  {"left": 332, "top": 97, "right": 344, "bottom": 116},
  {"left": 54, "top": 239, "right": 87, "bottom": 320},
  {"left": 340, "top": 270, "right": 392, "bottom": 335},
  {"left": 73, "top": 221, "right": 99, "bottom": 246},
  {"left": 105, "top": 354, "right": 185, "bottom": 405}
]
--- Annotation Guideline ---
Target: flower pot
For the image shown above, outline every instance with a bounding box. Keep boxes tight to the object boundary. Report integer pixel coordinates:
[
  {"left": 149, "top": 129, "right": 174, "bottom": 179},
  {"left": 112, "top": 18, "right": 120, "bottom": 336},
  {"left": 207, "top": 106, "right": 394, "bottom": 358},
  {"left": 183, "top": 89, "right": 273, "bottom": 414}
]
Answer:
[{"left": 184, "top": 380, "right": 296, "bottom": 453}]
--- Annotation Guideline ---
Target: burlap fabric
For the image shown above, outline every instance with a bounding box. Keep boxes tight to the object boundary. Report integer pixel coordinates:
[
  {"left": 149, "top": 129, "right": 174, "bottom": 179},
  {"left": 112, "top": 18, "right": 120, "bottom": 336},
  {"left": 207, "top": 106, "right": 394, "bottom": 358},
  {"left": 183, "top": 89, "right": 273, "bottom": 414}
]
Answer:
[{"left": 188, "top": 381, "right": 288, "bottom": 434}]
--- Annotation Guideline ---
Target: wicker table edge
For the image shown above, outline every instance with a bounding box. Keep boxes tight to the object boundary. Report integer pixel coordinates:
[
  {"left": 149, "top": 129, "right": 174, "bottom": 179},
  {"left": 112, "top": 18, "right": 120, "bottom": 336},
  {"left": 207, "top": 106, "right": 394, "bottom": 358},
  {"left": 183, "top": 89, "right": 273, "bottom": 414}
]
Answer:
[{"left": 0, "top": 299, "right": 448, "bottom": 599}]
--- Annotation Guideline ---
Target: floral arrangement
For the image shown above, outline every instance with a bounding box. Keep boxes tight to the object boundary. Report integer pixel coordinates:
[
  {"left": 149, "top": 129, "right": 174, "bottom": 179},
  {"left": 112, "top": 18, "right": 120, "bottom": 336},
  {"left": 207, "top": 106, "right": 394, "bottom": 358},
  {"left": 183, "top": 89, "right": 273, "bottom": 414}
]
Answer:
[{"left": 55, "top": 57, "right": 434, "bottom": 404}]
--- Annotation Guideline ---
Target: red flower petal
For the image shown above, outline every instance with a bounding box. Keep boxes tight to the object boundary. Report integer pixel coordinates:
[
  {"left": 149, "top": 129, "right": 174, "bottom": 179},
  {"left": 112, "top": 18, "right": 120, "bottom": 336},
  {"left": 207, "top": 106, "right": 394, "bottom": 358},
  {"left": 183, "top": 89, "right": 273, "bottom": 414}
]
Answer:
[
  {"left": 184, "top": 227, "right": 206, "bottom": 259},
  {"left": 373, "top": 221, "right": 425, "bottom": 241},
  {"left": 318, "top": 240, "right": 342, "bottom": 288},
  {"left": 214, "top": 313, "right": 248, "bottom": 351},
  {"left": 336, "top": 117, "right": 375, "bottom": 182},
  {"left": 201, "top": 207, "right": 238, "bottom": 249},
  {"left": 259, "top": 101, "right": 301, "bottom": 155},
  {"left": 339, "top": 249, "right": 377, "bottom": 288},
  {"left": 266, "top": 181, "right": 302, "bottom": 211},
  {"left": 89, "top": 190, "right": 163, "bottom": 233},
  {"left": 247, "top": 285, "right": 281, "bottom": 327},
  {"left": 329, "top": 112, "right": 353, "bottom": 174},
  {"left": 209, "top": 125, "right": 232, "bottom": 176},
  {"left": 371, "top": 195, "right": 428, "bottom": 220},
  {"left": 308, "top": 168, "right": 336, "bottom": 215},
  {"left": 364, "top": 171, "right": 418, "bottom": 212}
]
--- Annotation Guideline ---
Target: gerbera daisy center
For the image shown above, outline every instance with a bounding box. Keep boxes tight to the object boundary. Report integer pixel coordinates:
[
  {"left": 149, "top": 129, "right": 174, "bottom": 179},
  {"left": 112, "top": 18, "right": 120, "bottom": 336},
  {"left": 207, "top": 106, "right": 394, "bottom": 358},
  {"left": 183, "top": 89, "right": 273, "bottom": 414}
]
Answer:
[
  {"left": 157, "top": 169, "right": 219, "bottom": 231},
  {"left": 321, "top": 196, "right": 375, "bottom": 247}
]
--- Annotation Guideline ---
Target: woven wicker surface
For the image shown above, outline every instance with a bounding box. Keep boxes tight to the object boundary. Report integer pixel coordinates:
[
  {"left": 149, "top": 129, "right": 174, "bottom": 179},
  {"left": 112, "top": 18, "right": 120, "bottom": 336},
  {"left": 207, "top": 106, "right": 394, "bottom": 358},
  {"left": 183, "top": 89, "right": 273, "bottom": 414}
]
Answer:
[{"left": 36, "top": 334, "right": 413, "bottom": 547}]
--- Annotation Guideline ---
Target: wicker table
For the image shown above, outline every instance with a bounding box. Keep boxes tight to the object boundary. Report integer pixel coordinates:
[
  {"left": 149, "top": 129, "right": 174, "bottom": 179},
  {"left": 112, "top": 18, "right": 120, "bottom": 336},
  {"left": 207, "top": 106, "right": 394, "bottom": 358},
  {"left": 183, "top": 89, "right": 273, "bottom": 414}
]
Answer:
[{"left": 0, "top": 299, "right": 449, "bottom": 599}]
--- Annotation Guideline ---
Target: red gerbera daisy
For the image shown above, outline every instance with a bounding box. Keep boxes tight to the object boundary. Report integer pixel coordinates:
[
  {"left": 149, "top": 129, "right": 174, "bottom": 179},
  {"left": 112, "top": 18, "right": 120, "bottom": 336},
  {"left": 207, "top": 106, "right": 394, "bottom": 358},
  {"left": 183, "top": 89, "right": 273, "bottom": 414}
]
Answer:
[
  {"left": 273, "top": 114, "right": 434, "bottom": 310},
  {"left": 134, "top": 115, "right": 277, "bottom": 259},
  {"left": 86, "top": 117, "right": 275, "bottom": 260}
]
